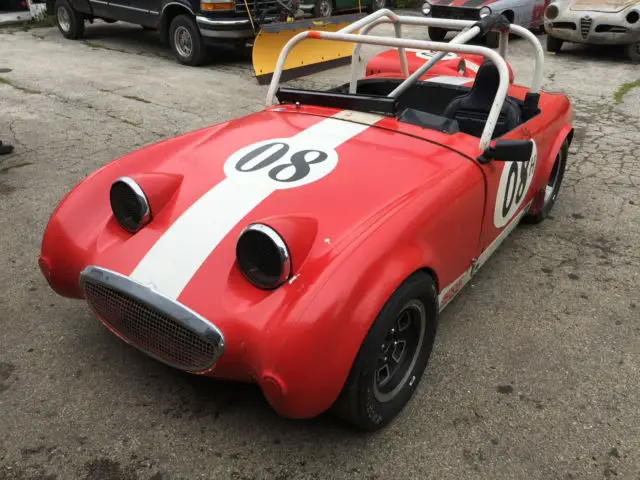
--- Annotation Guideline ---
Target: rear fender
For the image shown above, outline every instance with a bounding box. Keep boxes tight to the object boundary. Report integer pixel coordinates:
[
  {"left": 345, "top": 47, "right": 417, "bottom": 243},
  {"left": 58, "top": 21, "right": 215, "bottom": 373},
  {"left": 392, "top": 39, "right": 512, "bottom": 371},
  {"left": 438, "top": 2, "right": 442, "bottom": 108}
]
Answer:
[{"left": 261, "top": 237, "right": 439, "bottom": 419}]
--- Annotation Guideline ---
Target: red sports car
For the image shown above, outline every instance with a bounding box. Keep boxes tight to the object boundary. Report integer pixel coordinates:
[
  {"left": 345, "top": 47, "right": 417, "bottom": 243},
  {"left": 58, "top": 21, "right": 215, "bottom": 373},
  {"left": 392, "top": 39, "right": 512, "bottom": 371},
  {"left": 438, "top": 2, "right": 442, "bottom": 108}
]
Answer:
[{"left": 39, "top": 11, "right": 573, "bottom": 431}]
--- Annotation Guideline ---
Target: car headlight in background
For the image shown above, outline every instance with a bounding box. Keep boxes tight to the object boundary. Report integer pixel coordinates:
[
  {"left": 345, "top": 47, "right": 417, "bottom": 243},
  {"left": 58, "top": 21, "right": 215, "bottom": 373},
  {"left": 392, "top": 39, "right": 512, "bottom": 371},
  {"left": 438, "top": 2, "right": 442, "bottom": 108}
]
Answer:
[
  {"left": 479, "top": 6, "right": 491, "bottom": 18},
  {"left": 422, "top": 1, "right": 431, "bottom": 15},
  {"left": 236, "top": 223, "right": 291, "bottom": 290},
  {"left": 545, "top": 4, "right": 559, "bottom": 19},
  {"left": 110, "top": 177, "right": 151, "bottom": 233}
]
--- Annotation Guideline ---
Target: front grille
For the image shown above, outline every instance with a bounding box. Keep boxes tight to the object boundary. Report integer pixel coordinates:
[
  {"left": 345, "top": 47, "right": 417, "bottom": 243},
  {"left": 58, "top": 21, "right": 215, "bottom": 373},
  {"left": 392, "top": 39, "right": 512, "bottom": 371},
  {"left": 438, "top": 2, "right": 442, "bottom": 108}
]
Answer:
[
  {"left": 84, "top": 280, "right": 220, "bottom": 372},
  {"left": 431, "top": 5, "right": 480, "bottom": 21},
  {"left": 595, "top": 24, "right": 629, "bottom": 33},
  {"left": 551, "top": 21, "right": 576, "bottom": 30},
  {"left": 580, "top": 16, "right": 592, "bottom": 38},
  {"left": 234, "top": 0, "right": 278, "bottom": 14}
]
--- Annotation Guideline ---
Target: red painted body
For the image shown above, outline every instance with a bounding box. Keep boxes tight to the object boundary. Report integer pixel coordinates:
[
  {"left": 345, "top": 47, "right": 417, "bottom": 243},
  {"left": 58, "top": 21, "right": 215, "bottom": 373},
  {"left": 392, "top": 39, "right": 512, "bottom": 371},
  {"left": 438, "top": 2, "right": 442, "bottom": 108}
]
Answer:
[
  {"left": 39, "top": 75, "right": 572, "bottom": 420},
  {"left": 365, "top": 49, "right": 515, "bottom": 83}
]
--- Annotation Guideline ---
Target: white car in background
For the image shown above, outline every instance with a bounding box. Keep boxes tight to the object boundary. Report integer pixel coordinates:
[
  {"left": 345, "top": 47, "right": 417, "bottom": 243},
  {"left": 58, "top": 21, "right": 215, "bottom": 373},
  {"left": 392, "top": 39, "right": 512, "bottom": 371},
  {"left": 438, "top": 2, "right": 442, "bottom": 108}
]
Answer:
[{"left": 544, "top": 0, "right": 640, "bottom": 61}]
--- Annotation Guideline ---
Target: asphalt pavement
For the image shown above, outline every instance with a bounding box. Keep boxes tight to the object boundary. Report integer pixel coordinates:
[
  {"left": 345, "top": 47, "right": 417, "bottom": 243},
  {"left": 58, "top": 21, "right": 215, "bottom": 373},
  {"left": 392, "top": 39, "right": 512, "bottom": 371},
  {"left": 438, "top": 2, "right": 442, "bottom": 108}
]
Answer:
[{"left": 0, "top": 16, "right": 639, "bottom": 480}]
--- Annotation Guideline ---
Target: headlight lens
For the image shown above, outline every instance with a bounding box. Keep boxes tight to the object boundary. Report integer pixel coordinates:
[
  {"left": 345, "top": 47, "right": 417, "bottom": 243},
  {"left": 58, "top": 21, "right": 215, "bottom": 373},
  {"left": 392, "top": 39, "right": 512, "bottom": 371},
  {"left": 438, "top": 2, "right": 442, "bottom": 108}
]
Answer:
[
  {"left": 479, "top": 6, "right": 491, "bottom": 18},
  {"left": 109, "top": 177, "right": 151, "bottom": 233},
  {"left": 545, "top": 4, "right": 559, "bottom": 19},
  {"left": 236, "top": 223, "right": 291, "bottom": 290},
  {"left": 422, "top": 2, "right": 431, "bottom": 15}
]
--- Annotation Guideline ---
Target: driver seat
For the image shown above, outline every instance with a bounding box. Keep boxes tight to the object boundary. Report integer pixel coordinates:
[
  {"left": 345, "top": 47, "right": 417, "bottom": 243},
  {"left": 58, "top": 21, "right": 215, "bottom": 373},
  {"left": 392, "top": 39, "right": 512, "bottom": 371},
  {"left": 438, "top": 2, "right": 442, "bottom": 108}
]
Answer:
[{"left": 443, "top": 61, "right": 522, "bottom": 139}]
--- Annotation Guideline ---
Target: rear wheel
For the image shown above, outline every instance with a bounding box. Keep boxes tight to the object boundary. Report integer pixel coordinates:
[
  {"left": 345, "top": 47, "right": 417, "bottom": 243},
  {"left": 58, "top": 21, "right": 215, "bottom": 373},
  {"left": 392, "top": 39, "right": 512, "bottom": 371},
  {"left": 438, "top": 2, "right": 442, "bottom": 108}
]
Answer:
[
  {"left": 546, "top": 34, "right": 564, "bottom": 53},
  {"left": 331, "top": 271, "right": 439, "bottom": 431},
  {"left": 55, "top": 0, "right": 85, "bottom": 39},
  {"left": 625, "top": 42, "right": 640, "bottom": 62},
  {"left": 168, "top": 14, "right": 206, "bottom": 66},
  {"left": 523, "top": 138, "right": 569, "bottom": 224},
  {"left": 314, "top": 0, "right": 333, "bottom": 17},
  {"left": 428, "top": 26, "right": 447, "bottom": 42}
]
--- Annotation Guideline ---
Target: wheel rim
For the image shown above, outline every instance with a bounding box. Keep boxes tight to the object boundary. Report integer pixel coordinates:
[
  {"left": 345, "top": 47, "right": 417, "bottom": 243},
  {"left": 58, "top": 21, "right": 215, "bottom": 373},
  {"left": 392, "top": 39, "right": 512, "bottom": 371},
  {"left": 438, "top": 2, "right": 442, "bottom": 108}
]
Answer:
[
  {"left": 373, "top": 300, "right": 426, "bottom": 403},
  {"left": 319, "top": 0, "right": 331, "bottom": 16},
  {"left": 374, "top": 0, "right": 385, "bottom": 8},
  {"left": 57, "top": 6, "right": 71, "bottom": 32},
  {"left": 544, "top": 149, "right": 565, "bottom": 205},
  {"left": 174, "top": 26, "right": 193, "bottom": 58}
]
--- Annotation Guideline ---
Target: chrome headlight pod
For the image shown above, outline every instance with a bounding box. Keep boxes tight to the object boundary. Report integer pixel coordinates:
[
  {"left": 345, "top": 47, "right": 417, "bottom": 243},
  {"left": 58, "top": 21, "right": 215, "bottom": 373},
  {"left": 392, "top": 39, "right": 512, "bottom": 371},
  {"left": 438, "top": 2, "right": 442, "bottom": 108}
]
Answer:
[
  {"left": 236, "top": 223, "right": 291, "bottom": 290},
  {"left": 545, "top": 3, "right": 559, "bottom": 20},
  {"left": 422, "top": 1, "right": 431, "bottom": 15},
  {"left": 109, "top": 177, "right": 151, "bottom": 233},
  {"left": 479, "top": 6, "right": 491, "bottom": 18}
]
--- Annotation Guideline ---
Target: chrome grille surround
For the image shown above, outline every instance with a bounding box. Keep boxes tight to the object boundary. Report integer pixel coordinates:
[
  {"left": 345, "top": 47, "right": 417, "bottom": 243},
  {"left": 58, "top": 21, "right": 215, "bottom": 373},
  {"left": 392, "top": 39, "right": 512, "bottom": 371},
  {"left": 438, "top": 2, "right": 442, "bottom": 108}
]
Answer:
[
  {"left": 580, "top": 16, "right": 592, "bottom": 39},
  {"left": 80, "top": 266, "right": 225, "bottom": 373}
]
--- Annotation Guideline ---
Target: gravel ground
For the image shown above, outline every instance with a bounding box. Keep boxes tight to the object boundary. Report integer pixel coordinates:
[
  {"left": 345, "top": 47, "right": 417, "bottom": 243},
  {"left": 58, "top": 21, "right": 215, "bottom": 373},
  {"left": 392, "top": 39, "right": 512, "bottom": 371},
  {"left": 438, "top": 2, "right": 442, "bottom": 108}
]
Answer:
[{"left": 0, "top": 15, "right": 639, "bottom": 480}]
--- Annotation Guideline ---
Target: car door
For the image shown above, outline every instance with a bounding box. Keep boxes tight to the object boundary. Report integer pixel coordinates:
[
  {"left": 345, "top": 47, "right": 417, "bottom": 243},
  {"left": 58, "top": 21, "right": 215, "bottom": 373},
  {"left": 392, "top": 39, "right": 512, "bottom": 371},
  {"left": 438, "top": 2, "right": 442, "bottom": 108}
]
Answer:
[{"left": 474, "top": 118, "right": 553, "bottom": 260}]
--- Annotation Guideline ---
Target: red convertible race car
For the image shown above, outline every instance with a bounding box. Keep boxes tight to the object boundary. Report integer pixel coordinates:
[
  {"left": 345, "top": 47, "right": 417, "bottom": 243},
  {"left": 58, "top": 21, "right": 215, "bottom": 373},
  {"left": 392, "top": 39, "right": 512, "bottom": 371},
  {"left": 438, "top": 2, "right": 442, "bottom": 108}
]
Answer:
[{"left": 39, "top": 10, "right": 573, "bottom": 431}]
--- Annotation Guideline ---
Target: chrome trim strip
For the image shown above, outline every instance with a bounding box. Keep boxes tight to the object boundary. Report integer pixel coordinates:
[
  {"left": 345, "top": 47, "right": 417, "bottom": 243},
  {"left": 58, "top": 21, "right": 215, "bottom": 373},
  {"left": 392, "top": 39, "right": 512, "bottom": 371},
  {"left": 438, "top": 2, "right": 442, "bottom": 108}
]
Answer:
[
  {"left": 89, "top": 0, "right": 109, "bottom": 5},
  {"left": 195, "top": 15, "right": 251, "bottom": 26},
  {"left": 108, "top": 2, "right": 151, "bottom": 13},
  {"left": 79, "top": 266, "right": 225, "bottom": 372},
  {"left": 161, "top": 1, "right": 194, "bottom": 15}
]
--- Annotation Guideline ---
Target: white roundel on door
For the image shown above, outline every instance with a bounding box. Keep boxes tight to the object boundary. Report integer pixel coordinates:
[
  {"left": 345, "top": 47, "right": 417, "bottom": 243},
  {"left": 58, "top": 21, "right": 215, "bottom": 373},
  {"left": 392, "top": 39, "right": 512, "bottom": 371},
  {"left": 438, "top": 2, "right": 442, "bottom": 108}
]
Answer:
[{"left": 493, "top": 140, "right": 538, "bottom": 228}]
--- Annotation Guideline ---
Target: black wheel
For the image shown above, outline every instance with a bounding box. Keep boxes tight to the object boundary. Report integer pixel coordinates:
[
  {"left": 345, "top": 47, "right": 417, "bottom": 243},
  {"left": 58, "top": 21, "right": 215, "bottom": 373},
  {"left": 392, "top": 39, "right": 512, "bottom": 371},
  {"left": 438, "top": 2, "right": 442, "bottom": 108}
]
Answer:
[
  {"left": 428, "top": 26, "right": 447, "bottom": 42},
  {"left": 54, "top": 0, "right": 85, "bottom": 40},
  {"left": 546, "top": 34, "right": 564, "bottom": 53},
  {"left": 314, "top": 0, "right": 333, "bottom": 17},
  {"left": 331, "top": 271, "right": 439, "bottom": 431},
  {"left": 168, "top": 14, "right": 206, "bottom": 66},
  {"left": 523, "top": 138, "right": 569, "bottom": 224},
  {"left": 625, "top": 42, "right": 640, "bottom": 62},
  {"left": 366, "top": 0, "right": 386, "bottom": 13}
]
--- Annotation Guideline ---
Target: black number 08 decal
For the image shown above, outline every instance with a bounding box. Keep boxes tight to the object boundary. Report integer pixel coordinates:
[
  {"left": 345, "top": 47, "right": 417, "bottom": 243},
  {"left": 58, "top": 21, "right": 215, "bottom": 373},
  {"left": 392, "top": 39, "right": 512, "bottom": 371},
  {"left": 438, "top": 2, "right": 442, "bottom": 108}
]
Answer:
[
  {"left": 234, "top": 141, "right": 329, "bottom": 183},
  {"left": 501, "top": 158, "right": 535, "bottom": 218}
]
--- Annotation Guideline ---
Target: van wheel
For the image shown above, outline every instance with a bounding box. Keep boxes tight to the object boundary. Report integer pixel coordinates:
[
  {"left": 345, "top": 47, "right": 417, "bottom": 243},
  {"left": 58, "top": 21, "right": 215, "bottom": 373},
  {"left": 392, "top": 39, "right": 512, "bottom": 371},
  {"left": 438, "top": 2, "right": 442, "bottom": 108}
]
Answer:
[
  {"left": 55, "top": 0, "right": 85, "bottom": 39},
  {"left": 169, "top": 14, "right": 206, "bottom": 66},
  {"left": 546, "top": 34, "right": 564, "bottom": 53},
  {"left": 331, "top": 271, "right": 439, "bottom": 431}
]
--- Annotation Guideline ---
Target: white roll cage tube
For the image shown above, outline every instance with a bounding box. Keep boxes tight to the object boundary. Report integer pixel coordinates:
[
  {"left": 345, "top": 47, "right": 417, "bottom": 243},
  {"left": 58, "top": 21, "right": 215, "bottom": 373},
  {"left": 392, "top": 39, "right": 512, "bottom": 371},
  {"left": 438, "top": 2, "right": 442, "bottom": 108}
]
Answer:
[{"left": 264, "top": 9, "right": 544, "bottom": 151}]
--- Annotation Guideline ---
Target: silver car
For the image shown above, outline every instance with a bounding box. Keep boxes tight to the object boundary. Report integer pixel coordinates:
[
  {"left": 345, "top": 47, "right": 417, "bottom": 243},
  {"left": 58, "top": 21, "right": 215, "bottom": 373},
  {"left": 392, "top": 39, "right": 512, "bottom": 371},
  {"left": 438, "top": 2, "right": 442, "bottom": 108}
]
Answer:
[
  {"left": 421, "top": 0, "right": 549, "bottom": 47},
  {"left": 544, "top": 0, "right": 640, "bottom": 61}
]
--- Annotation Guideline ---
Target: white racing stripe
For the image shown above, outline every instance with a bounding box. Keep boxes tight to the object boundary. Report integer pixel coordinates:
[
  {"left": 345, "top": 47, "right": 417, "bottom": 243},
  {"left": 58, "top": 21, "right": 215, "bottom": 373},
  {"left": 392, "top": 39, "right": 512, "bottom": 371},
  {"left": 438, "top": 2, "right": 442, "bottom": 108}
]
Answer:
[
  {"left": 129, "top": 110, "right": 382, "bottom": 299},
  {"left": 424, "top": 75, "right": 473, "bottom": 86}
]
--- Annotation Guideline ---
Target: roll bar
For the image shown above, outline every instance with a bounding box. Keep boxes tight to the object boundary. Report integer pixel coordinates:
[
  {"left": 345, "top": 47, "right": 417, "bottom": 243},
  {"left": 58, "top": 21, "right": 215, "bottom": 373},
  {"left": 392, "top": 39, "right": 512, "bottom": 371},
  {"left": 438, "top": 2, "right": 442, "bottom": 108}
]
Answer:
[{"left": 265, "top": 10, "right": 545, "bottom": 151}]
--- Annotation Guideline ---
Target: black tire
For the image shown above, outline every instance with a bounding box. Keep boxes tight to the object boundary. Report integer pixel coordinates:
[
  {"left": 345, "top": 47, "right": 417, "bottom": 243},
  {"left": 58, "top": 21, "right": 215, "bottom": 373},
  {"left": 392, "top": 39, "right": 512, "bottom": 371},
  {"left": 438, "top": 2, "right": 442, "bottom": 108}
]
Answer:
[
  {"left": 331, "top": 271, "right": 439, "bottom": 431},
  {"left": 366, "top": 0, "right": 386, "bottom": 13},
  {"left": 314, "top": 0, "right": 333, "bottom": 17},
  {"left": 168, "top": 14, "right": 206, "bottom": 66},
  {"left": 54, "top": 0, "right": 85, "bottom": 40},
  {"left": 523, "top": 138, "right": 569, "bottom": 224},
  {"left": 428, "top": 26, "right": 447, "bottom": 42},
  {"left": 546, "top": 34, "right": 564, "bottom": 53},
  {"left": 625, "top": 42, "right": 640, "bottom": 62}
]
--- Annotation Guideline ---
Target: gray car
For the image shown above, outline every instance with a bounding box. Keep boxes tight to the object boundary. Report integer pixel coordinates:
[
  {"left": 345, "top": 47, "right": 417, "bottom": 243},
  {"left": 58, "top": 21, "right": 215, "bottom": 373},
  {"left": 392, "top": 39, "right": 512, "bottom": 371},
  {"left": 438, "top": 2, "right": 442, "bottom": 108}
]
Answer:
[{"left": 544, "top": 0, "right": 640, "bottom": 61}]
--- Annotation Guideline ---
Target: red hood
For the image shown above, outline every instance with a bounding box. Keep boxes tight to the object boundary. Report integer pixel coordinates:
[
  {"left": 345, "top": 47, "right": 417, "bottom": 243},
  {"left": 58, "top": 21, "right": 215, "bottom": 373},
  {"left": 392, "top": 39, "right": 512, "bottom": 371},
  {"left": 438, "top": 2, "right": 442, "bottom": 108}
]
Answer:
[
  {"left": 42, "top": 107, "right": 477, "bottom": 317},
  {"left": 430, "top": 0, "right": 497, "bottom": 7}
]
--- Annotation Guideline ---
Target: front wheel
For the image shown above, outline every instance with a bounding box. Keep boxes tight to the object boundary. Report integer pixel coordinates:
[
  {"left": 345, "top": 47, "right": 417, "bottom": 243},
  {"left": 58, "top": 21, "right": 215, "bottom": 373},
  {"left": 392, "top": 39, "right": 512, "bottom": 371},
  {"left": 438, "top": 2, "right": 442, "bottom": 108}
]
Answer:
[
  {"left": 625, "top": 42, "right": 640, "bottom": 62},
  {"left": 428, "top": 26, "right": 447, "bottom": 42},
  {"left": 523, "top": 138, "right": 569, "bottom": 224},
  {"left": 546, "top": 34, "right": 564, "bottom": 53},
  {"left": 331, "top": 271, "right": 439, "bottom": 431},
  {"left": 314, "top": 0, "right": 333, "bottom": 17},
  {"left": 168, "top": 14, "right": 207, "bottom": 66},
  {"left": 54, "top": 0, "right": 85, "bottom": 39}
]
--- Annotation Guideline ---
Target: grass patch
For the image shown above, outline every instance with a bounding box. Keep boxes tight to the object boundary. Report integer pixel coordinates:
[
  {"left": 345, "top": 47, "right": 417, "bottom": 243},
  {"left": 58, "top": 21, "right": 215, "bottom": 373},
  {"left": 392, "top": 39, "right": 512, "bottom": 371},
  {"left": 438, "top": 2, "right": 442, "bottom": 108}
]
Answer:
[
  {"left": 122, "top": 95, "right": 151, "bottom": 104},
  {"left": 614, "top": 79, "right": 640, "bottom": 104},
  {"left": 0, "top": 76, "right": 41, "bottom": 94},
  {"left": 12, "top": 14, "right": 57, "bottom": 31}
]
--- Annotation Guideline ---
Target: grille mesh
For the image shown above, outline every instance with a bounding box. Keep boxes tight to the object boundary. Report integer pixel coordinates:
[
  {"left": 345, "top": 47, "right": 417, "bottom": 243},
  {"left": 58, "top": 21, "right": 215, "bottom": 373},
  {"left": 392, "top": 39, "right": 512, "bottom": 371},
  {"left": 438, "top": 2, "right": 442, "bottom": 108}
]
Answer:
[
  {"left": 84, "top": 281, "right": 219, "bottom": 371},
  {"left": 234, "top": 0, "right": 277, "bottom": 14},
  {"left": 580, "top": 17, "right": 592, "bottom": 38},
  {"left": 431, "top": 6, "right": 480, "bottom": 21}
]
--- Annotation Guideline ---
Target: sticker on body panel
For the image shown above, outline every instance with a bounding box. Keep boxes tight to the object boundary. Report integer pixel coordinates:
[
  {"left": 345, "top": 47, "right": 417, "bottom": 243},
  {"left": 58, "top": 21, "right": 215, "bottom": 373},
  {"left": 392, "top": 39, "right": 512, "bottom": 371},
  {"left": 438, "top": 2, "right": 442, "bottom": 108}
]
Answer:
[
  {"left": 493, "top": 140, "right": 537, "bottom": 228},
  {"left": 406, "top": 48, "right": 459, "bottom": 61}
]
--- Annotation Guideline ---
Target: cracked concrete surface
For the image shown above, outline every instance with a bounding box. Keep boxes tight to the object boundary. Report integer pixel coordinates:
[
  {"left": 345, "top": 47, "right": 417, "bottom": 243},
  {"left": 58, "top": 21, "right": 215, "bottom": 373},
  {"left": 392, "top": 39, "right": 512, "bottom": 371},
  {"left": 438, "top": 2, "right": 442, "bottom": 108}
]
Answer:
[{"left": 1, "top": 18, "right": 639, "bottom": 480}]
